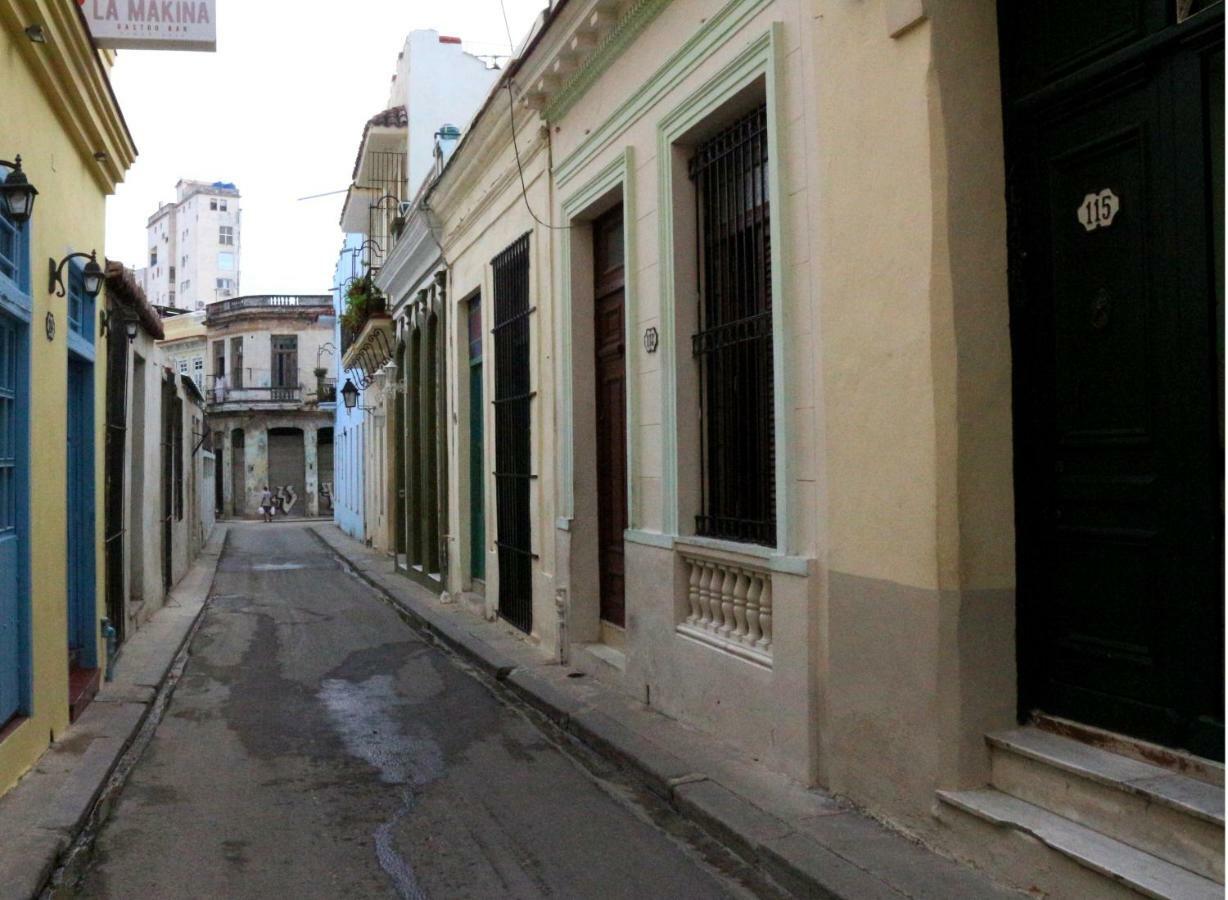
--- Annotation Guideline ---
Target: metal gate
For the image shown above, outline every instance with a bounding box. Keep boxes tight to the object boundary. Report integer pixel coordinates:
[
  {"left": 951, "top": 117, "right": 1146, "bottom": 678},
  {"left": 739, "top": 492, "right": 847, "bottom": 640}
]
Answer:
[
  {"left": 103, "top": 314, "right": 128, "bottom": 644},
  {"left": 268, "top": 427, "right": 305, "bottom": 515},
  {"left": 492, "top": 235, "right": 533, "bottom": 633},
  {"left": 160, "top": 374, "right": 174, "bottom": 593},
  {"left": 68, "top": 357, "right": 97, "bottom": 667}
]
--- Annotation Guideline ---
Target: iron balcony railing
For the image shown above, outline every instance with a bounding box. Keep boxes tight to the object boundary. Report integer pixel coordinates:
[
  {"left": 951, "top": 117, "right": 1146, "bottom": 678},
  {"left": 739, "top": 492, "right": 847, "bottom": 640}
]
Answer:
[{"left": 207, "top": 372, "right": 302, "bottom": 406}]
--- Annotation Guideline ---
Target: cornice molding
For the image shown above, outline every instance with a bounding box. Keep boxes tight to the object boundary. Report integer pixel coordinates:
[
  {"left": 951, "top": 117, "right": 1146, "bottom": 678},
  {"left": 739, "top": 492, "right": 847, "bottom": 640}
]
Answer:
[
  {"left": 0, "top": 0, "right": 137, "bottom": 191},
  {"left": 433, "top": 138, "right": 548, "bottom": 257},
  {"left": 555, "top": 0, "right": 770, "bottom": 188},
  {"left": 543, "top": 0, "right": 672, "bottom": 122},
  {"left": 376, "top": 209, "right": 442, "bottom": 310}
]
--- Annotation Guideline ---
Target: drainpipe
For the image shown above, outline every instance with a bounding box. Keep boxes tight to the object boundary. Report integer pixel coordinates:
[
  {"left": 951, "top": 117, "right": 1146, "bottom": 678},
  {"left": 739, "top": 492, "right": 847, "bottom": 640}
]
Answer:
[{"left": 101, "top": 618, "right": 118, "bottom": 681}]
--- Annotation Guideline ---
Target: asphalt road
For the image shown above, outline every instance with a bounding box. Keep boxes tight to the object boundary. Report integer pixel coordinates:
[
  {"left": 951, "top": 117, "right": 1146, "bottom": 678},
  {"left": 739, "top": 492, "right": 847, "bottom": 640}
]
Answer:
[{"left": 70, "top": 524, "right": 775, "bottom": 899}]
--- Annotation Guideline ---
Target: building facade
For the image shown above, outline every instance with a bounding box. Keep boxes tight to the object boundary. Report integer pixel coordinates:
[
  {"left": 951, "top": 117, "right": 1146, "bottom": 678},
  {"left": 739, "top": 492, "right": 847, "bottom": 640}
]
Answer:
[
  {"left": 103, "top": 265, "right": 214, "bottom": 647},
  {"left": 0, "top": 0, "right": 137, "bottom": 794},
  {"left": 335, "top": 28, "right": 497, "bottom": 565},
  {"left": 136, "top": 179, "right": 242, "bottom": 311},
  {"left": 207, "top": 295, "right": 336, "bottom": 519},
  {"left": 337, "top": 0, "right": 1225, "bottom": 895},
  {"left": 158, "top": 309, "right": 207, "bottom": 391},
  {"left": 332, "top": 234, "right": 366, "bottom": 541}
]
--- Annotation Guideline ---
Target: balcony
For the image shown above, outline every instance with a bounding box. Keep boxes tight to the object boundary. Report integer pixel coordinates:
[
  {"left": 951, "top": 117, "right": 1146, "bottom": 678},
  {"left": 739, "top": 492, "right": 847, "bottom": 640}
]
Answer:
[
  {"left": 207, "top": 372, "right": 304, "bottom": 412},
  {"left": 205, "top": 294, "right": 333, "bottom": 325}
]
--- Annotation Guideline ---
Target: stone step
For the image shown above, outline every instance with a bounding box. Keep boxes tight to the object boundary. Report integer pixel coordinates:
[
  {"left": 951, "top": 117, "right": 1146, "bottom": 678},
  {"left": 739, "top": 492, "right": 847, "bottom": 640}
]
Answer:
[
  {"left": 937, "top": 788, "right": 1222, "bottom": 900},
  {"left": 987, "top": 727, "right": 1223, "bottom": 882}
]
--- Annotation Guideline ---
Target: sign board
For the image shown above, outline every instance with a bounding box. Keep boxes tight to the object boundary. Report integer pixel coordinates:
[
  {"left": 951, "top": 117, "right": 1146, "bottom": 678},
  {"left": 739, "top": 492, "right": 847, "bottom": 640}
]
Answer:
[{"left": 79, "top": 0, "right": 217, "bottom": 52}]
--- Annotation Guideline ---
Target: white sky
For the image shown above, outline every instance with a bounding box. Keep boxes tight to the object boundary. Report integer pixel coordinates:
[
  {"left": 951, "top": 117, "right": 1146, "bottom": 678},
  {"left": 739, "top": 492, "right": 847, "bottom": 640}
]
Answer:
[{"left": 103, "top": 0, "right": 546, "bottom": 297}]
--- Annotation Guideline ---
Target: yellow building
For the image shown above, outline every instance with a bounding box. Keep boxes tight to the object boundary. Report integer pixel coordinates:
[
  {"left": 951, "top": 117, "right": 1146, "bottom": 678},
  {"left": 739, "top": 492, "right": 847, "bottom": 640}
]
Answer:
[{"left": 0, "top": 0, "right": 136, "bottom": 794}]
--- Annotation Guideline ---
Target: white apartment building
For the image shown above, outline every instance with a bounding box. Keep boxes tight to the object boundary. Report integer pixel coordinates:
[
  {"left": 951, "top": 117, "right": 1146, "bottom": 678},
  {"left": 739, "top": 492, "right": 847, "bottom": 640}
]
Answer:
[{"left": 137, "top": 179, "right": 241, "bottom": 311}]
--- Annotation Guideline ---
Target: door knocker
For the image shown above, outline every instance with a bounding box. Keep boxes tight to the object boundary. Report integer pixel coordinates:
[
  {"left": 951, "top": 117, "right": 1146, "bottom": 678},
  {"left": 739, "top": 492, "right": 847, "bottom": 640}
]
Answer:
[{"left": 1090, "top": 289, "right": 1111, "bottom": 331}]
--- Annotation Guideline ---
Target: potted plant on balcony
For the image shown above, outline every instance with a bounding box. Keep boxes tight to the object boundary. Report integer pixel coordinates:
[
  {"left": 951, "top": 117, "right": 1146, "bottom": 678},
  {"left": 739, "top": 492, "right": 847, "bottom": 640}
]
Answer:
[{"left": 340, "top": 275, "right": 386, "bottom": 339}]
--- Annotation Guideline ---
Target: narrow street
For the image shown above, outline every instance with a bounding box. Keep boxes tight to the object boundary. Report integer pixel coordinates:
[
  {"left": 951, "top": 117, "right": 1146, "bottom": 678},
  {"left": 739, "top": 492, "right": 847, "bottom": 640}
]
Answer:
[{"left": 69, "top": 524, "right": 771, "bottom": 899}]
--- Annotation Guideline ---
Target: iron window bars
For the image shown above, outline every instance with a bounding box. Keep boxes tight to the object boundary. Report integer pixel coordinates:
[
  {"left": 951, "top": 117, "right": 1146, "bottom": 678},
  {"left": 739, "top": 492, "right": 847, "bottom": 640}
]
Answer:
[
  {"left": 689, "top": 104, "right": 776, "bottom": 546},
  {"left": 492, "top": 234, "right": 534, "bottom": 633}
]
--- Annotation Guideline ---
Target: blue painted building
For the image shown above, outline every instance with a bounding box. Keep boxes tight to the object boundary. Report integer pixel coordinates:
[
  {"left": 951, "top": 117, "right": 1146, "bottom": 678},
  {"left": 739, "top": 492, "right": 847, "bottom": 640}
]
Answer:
[{"left": 332, "top": 234, "right": 366, "bottom": 541}]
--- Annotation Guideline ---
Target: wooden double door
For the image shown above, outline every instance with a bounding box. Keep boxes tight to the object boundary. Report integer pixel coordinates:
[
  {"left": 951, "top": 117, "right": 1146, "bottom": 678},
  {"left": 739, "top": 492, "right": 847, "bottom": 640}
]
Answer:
[
  {"left": 594, "top": 206, "right": 628, "bottom": 629},
  {"left": 1003, "top": 1, "right": 1224, "bottom": 758}
]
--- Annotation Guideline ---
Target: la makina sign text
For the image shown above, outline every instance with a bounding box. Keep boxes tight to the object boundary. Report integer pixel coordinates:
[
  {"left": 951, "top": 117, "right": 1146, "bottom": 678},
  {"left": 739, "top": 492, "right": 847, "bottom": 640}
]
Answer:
[{"left": 80, "top": 0, "right": 217, "bottom": 52}]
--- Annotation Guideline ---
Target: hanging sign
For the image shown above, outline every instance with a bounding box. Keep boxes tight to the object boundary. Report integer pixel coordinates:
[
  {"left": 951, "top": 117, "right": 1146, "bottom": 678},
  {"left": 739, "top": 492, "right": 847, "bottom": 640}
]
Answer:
[
  {"left": 78, "top": 0, "right": 217, "bottom": 52},
  {"left": 1078, "top": 188, "right": 1120, "bottom": 232}
]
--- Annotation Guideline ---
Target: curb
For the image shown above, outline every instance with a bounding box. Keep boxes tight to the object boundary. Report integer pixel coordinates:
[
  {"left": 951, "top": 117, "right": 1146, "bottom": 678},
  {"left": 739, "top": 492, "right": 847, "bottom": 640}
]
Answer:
[
  {"left": 307, "top": 525, "right": 1007, "bottom": 900},
  {"left": 0, "top": 528, "right": 227, "bottom": 900}
]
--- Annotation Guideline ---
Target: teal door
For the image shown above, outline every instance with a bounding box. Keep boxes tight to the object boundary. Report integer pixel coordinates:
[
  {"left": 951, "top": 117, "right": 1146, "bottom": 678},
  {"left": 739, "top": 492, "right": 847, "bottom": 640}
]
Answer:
[
  {"left": 468, "top": 298, "right": 484, "bottom": 581},
  {"left": 67, "top": 356, "right": 96, "bottom": 670},
  {"left": 0, "top": 195, "right": 31, "bottom": 725},
  {"left": 0, "top": 311, "right": 26, "bottom": 723}
]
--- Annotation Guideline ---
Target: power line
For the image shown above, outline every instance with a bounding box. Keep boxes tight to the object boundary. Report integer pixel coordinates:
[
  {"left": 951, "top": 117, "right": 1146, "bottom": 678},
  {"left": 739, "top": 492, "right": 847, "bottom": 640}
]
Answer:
[
  {"left": 296, "top": 188, "right": 349, "bottom": 202},
  {"left": 504, "top": 82, "right": 574, "bottom": 231}
]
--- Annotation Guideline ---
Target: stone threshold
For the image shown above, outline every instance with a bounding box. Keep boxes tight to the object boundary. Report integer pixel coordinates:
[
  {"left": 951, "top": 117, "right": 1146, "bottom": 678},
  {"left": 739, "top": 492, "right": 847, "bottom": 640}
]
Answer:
[
  {"left": 937, "top": 789, "right": 1221, "bottom": 900},
  {"left": 989, "top": 727, "right": 1225, "bottom": 826},
  {"left": 311, "top": 522, "right": 1022, "bottom": 900}
]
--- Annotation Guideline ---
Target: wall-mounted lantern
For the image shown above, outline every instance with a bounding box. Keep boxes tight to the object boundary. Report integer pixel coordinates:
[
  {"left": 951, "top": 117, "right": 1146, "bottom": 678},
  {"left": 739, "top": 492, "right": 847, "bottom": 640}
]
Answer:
[
  {"left": 340, "top": 377, "right": 374, "bottom": 414},
  {"left": 101, "top": 308, "right": 138, "bottom": 343},
  {"left": 49, "top": 250, "right": 103, "bottom": 299},
  {"left": 0, "top": 156, "right": 38, "bottom": 226}
]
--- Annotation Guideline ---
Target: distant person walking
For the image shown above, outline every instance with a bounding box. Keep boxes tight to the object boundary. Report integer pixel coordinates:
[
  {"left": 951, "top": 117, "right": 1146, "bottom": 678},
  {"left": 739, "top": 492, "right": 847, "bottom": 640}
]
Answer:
[{"left": 259, "top": 486, "right": 274, "bottom": 523}]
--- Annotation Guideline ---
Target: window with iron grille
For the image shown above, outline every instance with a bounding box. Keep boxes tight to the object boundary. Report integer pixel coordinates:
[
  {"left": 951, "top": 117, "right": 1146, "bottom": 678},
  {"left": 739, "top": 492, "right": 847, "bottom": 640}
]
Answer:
[
  {"left": 689, "top": 104, "right": 775, "bottom": 546},
  {"left": 492, "top": 234, "right": 533, "bottom": 633}
]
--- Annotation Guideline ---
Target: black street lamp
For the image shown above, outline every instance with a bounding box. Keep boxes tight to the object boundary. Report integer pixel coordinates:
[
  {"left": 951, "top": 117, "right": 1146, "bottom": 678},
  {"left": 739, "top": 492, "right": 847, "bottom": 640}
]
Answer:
[
  {"left": 340, "top": 378, "right": 373, "bottom": 414},
  {"left": 0, "top": 156, "right": 38, "bottom": 226},
  {"left": 49, "top": 250, "right": 104, "bottom": 299},
  {"left": 100, "top": 307, "right": 139, "bottom": 343},
  {"left": 341, "top": 378, "right": 359, "bottom": 410}
]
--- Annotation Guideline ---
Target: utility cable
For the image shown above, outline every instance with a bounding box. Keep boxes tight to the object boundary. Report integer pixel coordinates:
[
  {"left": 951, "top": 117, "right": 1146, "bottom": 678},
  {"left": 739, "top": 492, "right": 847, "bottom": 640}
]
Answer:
[
  {"left": 497, "top": 0, "right": 574, "bottom": 230},
  {"left": 505, "top": 81, "right": 574, "bottom": 231}
]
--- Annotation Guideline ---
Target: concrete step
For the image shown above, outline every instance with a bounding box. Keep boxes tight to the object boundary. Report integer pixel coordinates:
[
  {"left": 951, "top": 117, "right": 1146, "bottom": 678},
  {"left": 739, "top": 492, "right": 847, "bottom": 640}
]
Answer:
[
  {"left": 937, "top": 788, "right": 1222, "bottom": 900},
  {"left": 987, "top": 727, "right": 1223, "bottom": 882}
]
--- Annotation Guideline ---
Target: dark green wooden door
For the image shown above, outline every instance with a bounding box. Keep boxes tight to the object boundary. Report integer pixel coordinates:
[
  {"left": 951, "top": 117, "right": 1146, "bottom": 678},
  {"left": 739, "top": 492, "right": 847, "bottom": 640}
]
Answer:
[
  {"left": 468, "top": 299, "right": 485, "bottom": 582},
  {"left": 1002, "top": 1, "right": 1224, "bottom": 758}
]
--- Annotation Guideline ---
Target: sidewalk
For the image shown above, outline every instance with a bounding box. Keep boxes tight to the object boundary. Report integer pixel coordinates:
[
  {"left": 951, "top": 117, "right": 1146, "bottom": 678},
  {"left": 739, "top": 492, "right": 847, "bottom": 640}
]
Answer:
[
  {"left": 0, "top": 527, "right": 226, "bottom": 900},
  {"left": 311, "top": 524, "right": 1021, "bottom": 899}
]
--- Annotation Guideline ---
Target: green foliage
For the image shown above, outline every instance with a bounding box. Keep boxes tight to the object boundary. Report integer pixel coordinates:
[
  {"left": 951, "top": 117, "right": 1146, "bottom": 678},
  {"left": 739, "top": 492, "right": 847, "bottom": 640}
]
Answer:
[{"left": 340, "top": 275, "right": 385, "bottom": 336}]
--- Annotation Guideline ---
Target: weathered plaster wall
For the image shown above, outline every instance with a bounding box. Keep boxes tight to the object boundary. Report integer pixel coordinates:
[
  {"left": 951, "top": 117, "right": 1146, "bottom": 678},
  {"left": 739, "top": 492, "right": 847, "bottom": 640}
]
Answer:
[
  {"left": 434, "top": 111, "right": 559, "bottom": 651},
  {"left": 544, "top": 0, "right": 822, "bottom": 781},
  {"left": 812, "top": 0, "right": 1016, "bottom": 834},
  {"left": 0, "top": 18, "right": 123, "bottom": 792},
  {"left": 211, "top": 413, "right": 334, "bottom": 518}
]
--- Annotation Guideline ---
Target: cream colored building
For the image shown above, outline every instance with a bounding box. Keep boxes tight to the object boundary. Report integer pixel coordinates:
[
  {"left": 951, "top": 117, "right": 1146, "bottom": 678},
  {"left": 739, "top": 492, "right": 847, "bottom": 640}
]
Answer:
[
  {"left": 158, "top": 308, "right": 207, "bottom": 391},
  {"left": 348, "top": 1, "right": 1225, "bottom": 895},
  {"left": 104, "top": 266, "right": 214, "bottom": 642},
  {"left": 206, "top": 295, "right": 337, "bottom": 518}
]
